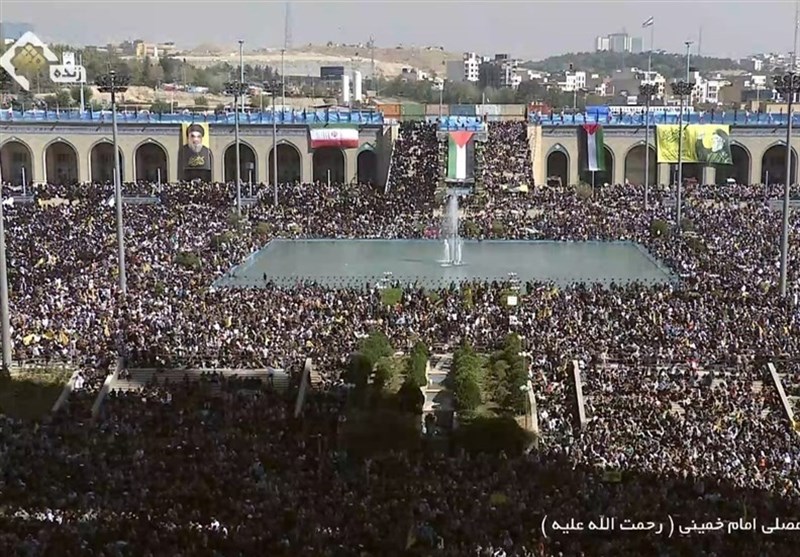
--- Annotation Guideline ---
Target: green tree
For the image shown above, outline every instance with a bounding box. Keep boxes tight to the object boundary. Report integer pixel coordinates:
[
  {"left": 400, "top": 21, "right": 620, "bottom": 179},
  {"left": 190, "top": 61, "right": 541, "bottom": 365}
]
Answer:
[
  {"left": 69, "top": 85, "right": 92, "bottom": 105},
  {"left": 405, "top": 346, "right": 428, "bottom": 388},
  {"left": 359, "top": 330, "right": 393, "bottom": 368},
  {"left": 150, "top": 100, "right": 172, "bottom": 113},
  {"left": 396, "top": 379, "right": 424, "bottom": 413},
  {"left": 455, "top": 416, "right": 533, "bottom": 455},
  {"left": 373, "top": 358, "right": 396, "bottom": 391},
  {"left": 345, "top": 353, "right": 372, "bottom": 391},
  {"left": 194, "top": 96, "right": 209, "bottom": 107}
]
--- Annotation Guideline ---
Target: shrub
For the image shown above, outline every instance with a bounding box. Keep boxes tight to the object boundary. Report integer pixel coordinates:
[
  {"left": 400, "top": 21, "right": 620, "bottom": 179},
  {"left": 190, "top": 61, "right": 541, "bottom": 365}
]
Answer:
[
  {"left": 254, "top": 221, "right": 272, "bottom": 239},
  {"left": 680, "top": 218, "right": 696, "bottom": 232},
  {"left": 380, "top": 287, "right": 402, "bottom": 306},
  {"left": 175, "top": 251, "right": 201, "bottom": 270},
  {"left": 650, "top": 219, "right": 670, "bottom": 238},
  {"left": 491, "top": 220, "right": 506, "bottom": 236},
  {"left": 576, "top": 183, "right": 594, "bottom": 200},
  {"left": 463, "top": 220, "right": 480, "bottom": 237},
  {"left": 211, "top": 231, "right": 235, "bottom": 251}
]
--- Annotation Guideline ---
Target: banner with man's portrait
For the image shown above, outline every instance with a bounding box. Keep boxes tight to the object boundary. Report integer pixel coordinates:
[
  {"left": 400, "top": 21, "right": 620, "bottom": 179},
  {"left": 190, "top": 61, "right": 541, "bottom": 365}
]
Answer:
[
  {"left": 180, "top": 123, "right": 211, "bottom": 171},
  {"left": 656, "top": 124, "right": 732, "bottom": 165}
]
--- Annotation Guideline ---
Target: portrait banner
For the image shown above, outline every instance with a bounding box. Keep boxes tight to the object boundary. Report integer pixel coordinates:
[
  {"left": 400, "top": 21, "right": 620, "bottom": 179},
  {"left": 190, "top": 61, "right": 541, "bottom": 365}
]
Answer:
[
  {"left": 692, "top": 124, "right": 733, "bottom": 165},
  {"left": 656, "top": 124, "right": 732, "bottom": 165},
  {"left": 181, "top": 123, "right": 211, "bottom": 171}
]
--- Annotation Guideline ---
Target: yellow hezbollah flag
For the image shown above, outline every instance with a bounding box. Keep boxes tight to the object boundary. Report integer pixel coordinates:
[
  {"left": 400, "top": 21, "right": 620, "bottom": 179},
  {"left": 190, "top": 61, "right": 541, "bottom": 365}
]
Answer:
[{"left": 656, "top": 124, "right": 732, "bottom": 164}]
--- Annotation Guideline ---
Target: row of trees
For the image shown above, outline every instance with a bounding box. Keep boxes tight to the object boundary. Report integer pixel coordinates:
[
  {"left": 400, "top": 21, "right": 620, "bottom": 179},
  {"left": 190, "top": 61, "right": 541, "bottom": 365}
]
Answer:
[
  {"left": 344, "top": 330, "right": 427, "bottom": 413},
  {"left": 526, "top": 51, "right": 742, "bottom": 78},
  {"left": 450, "top": 333, "right": 528, "bottom": 417}
]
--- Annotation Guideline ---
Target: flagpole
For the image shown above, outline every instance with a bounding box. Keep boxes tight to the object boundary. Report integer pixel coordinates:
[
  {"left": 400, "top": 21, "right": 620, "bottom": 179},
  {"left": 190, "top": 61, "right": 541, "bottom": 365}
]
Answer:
[{"left": 648, "top": 22, "right": 654, "bottom": 75}]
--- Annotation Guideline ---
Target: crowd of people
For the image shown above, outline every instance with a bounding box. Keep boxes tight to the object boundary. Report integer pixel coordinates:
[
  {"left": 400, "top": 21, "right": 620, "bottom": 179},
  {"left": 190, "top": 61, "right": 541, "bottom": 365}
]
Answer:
[{"left": 1, "top": 119, "right": 800, "bottom": 555}]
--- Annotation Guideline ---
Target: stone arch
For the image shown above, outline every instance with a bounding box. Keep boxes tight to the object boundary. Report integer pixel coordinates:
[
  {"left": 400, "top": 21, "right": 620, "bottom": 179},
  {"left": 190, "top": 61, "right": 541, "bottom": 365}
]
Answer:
[
  {"left": 44, "top": 138, "right": 79, "bottom": 185},
  {"left": 223, "top": 141, "right": 258, "bottom": 184},
  {"left": 761, "top": 142, "right": 798, "bottom": 184},
  {"left": 546, "top": 144, "right": 570, "bottom": 185},
  {"left": 580, "top": 145, "right": 614, "bottom": 185},
  {"left": 357, "top": 146, "right": 378, "bottom": 185},
  {"left": 89, "top": 139, "right": 125, "bottom": 183},
  {"left": 715, "top": 142, "right": 751, "bottom": 185},
  {"left": 268, "top": 141, "right": 303, "bottom": 184},
  {"left": 0, "top": 138, "right": 34, "bottom": 186},
  {"left": 623, "top": 142, "right": 656, "bottom": 185},
  {"left": 312, "top": 147, "right": 345, "bottom": 184},
  {"left": 134, "top": 140, "right": 169, "bottom": 183},
  {"left": 669, "top": 162, "right": 704, "bottom": 184}
]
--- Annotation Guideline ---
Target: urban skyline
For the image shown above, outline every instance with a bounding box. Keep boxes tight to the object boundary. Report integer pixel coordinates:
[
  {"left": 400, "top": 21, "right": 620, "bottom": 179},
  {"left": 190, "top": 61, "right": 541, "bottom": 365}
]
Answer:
[{"left": 1, "top": 0, "right": 796, "bottom": 61}]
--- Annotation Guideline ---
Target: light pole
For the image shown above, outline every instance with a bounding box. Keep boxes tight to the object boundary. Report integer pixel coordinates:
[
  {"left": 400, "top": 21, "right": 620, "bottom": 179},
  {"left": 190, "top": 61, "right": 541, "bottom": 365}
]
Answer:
[
  {"left": 0, "top": 69, "right": 11, "bottom": 370},
  {"left": 639, "top": 83, "right": 658, "bottom": 209},
  {"left": 773, "top": 72, "right": 800, "bottom": 297},
  {"left": 224, "top": 78, "right": 248, "bottom": 216},
  {"left": 267, "top": 81, "right": 279, "bottom": 206},
  {"left": 96, "top": 70, "right": 130, "bottom": 296},
  {"left": 281, "top": 48, "right": 286, "bottom": 108},
  {"left": 671, "top": 80, "right": 694, "bottom": 232}
]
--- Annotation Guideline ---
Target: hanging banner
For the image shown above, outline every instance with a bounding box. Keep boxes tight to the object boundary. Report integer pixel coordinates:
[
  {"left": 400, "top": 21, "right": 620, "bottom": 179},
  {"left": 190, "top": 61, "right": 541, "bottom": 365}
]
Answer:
[
  {"left": 578, "top": 124, "right": 606, "bottom": 172},
  {"left": 309, "top": 127, "right": 359, "bottom": 149},
  {"left": 447, "top": 131, "right": 475, "bottom": 181},
  {"left": 656, "top": 124, "right": 732, "bottom": 164},
  {"left": 180, "top": 123, "right": 211, "bottom": 170}
]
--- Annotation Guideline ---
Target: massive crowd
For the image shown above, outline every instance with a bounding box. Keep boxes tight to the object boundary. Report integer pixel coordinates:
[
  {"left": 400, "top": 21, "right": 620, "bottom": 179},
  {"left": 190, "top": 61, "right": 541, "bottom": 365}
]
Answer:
[{"left": 1, "top": 120, "right": 800, "bottom": 555}]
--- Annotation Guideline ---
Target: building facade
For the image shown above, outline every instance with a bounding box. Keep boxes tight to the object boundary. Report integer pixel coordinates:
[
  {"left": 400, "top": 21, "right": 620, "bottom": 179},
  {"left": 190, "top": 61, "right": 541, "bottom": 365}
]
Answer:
[{"left": 0, "top": 122, "right": 393, "bottom": 187}]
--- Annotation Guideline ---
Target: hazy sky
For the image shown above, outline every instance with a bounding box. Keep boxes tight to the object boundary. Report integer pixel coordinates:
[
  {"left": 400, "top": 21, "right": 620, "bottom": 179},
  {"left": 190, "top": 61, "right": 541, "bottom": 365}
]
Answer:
[{"left": 1, "top": 0, "right": 795, "bottom": 60}]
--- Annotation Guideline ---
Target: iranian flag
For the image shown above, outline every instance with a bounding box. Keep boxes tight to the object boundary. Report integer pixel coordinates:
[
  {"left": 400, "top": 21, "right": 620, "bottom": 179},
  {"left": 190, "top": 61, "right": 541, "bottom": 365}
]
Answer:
[
  {"left": 582, "top": 124, "right": 606, "bottom": 172},
  {"left": 447, "top": 131, "right": 475, "bottom": 181},
  {"left": 309, "top": 127, "right": 359, "bottom": 149}
]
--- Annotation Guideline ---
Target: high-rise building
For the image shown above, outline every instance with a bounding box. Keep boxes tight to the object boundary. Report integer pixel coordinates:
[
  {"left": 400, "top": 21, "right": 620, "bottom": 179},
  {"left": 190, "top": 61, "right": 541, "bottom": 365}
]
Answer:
[{"left": 594, "top": 32, "right": 643, "bottom": 54}]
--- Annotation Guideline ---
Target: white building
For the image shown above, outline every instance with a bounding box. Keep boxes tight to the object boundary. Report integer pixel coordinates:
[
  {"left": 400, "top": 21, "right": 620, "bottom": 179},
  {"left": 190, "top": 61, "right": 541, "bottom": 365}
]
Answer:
[{"left": 561, "top": 71, "right": 587, "bottom": 92}]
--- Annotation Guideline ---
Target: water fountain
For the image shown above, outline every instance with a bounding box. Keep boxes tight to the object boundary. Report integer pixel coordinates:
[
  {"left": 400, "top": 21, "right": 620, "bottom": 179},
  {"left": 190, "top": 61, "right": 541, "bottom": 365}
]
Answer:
[{"left": 440, "top": 193, "right": 463, "bottom": 266}]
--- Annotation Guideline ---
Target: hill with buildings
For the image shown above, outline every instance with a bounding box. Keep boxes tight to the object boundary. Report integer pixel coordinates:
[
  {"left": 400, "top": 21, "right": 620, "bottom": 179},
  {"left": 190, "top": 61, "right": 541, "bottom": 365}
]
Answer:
[{"left": 181, "top": 43, "right": 460, "bottom": 79}]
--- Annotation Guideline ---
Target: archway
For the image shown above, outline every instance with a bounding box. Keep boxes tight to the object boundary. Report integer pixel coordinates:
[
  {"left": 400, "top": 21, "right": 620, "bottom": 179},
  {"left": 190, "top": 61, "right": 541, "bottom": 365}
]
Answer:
[
  {"left": 761, "top": 144, "right": 798, "bottom": 184},
  {"left": 715, "top": 144, "right": 751, "bottom": 185},
  {"left": 579, "top": 145, "right": 614, "bottom": 185},
  {"left": 623, "top": 144, "right": 656, "bottom": 185},
  {"left": 135, "top": 142, "right": 168, "bottom": 183},
  {"left": 224, "top": 142, "right": 258, "bottom": 184},
  {"left": 45, "top": 140, "right": 79, "bottom": 185},
  {"left": 90, "top": 142, "right": 124, "bottom": 183},
  {"left": 546, "top": 150, "right": 569, "bottom": 185},
  {"left": 0, "top": 140, "right": 33, "bottom": 186},
  {"left": 312, "top": 147, "right": 345, "bottom": 184},
  {"left": 357, "top": 149, "right": 378, "bottom": 185},
  {"left": 268, "top": 143, "right": 302, "bottom": 184}
]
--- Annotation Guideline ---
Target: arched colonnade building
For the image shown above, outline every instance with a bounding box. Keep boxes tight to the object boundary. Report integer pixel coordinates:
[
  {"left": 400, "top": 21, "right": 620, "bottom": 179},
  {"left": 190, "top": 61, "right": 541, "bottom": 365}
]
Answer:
[{"left": 0, "top": 121, "right": 392, "bottom": 187}]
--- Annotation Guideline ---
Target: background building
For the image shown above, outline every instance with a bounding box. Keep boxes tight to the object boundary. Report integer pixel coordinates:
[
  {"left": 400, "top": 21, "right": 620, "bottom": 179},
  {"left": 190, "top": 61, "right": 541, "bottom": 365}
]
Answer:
[
  {"left": 595, "top": 31, "right": 643, "bottom": 54},
  {"left": 0, "top": 21, "right": 34, "bottom": 45}
]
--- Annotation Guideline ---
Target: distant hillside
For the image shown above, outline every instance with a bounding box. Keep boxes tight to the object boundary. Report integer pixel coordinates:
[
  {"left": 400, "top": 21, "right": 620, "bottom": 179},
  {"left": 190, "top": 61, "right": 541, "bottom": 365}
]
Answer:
[{"left": 523, "top": 51, "right": 744, "bottom": 78}]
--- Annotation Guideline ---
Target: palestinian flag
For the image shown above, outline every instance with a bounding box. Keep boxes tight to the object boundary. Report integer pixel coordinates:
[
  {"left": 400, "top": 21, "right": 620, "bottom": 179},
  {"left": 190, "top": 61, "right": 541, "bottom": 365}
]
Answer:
[
  {"left": 447, "top": 131, "right": 475, "bottom": 181},
  {"left": 309, "top": 127, "right": 359, "bottom": 149},
  {"left": 580, "top": 124, "right": 606, "bottom": 172}
]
